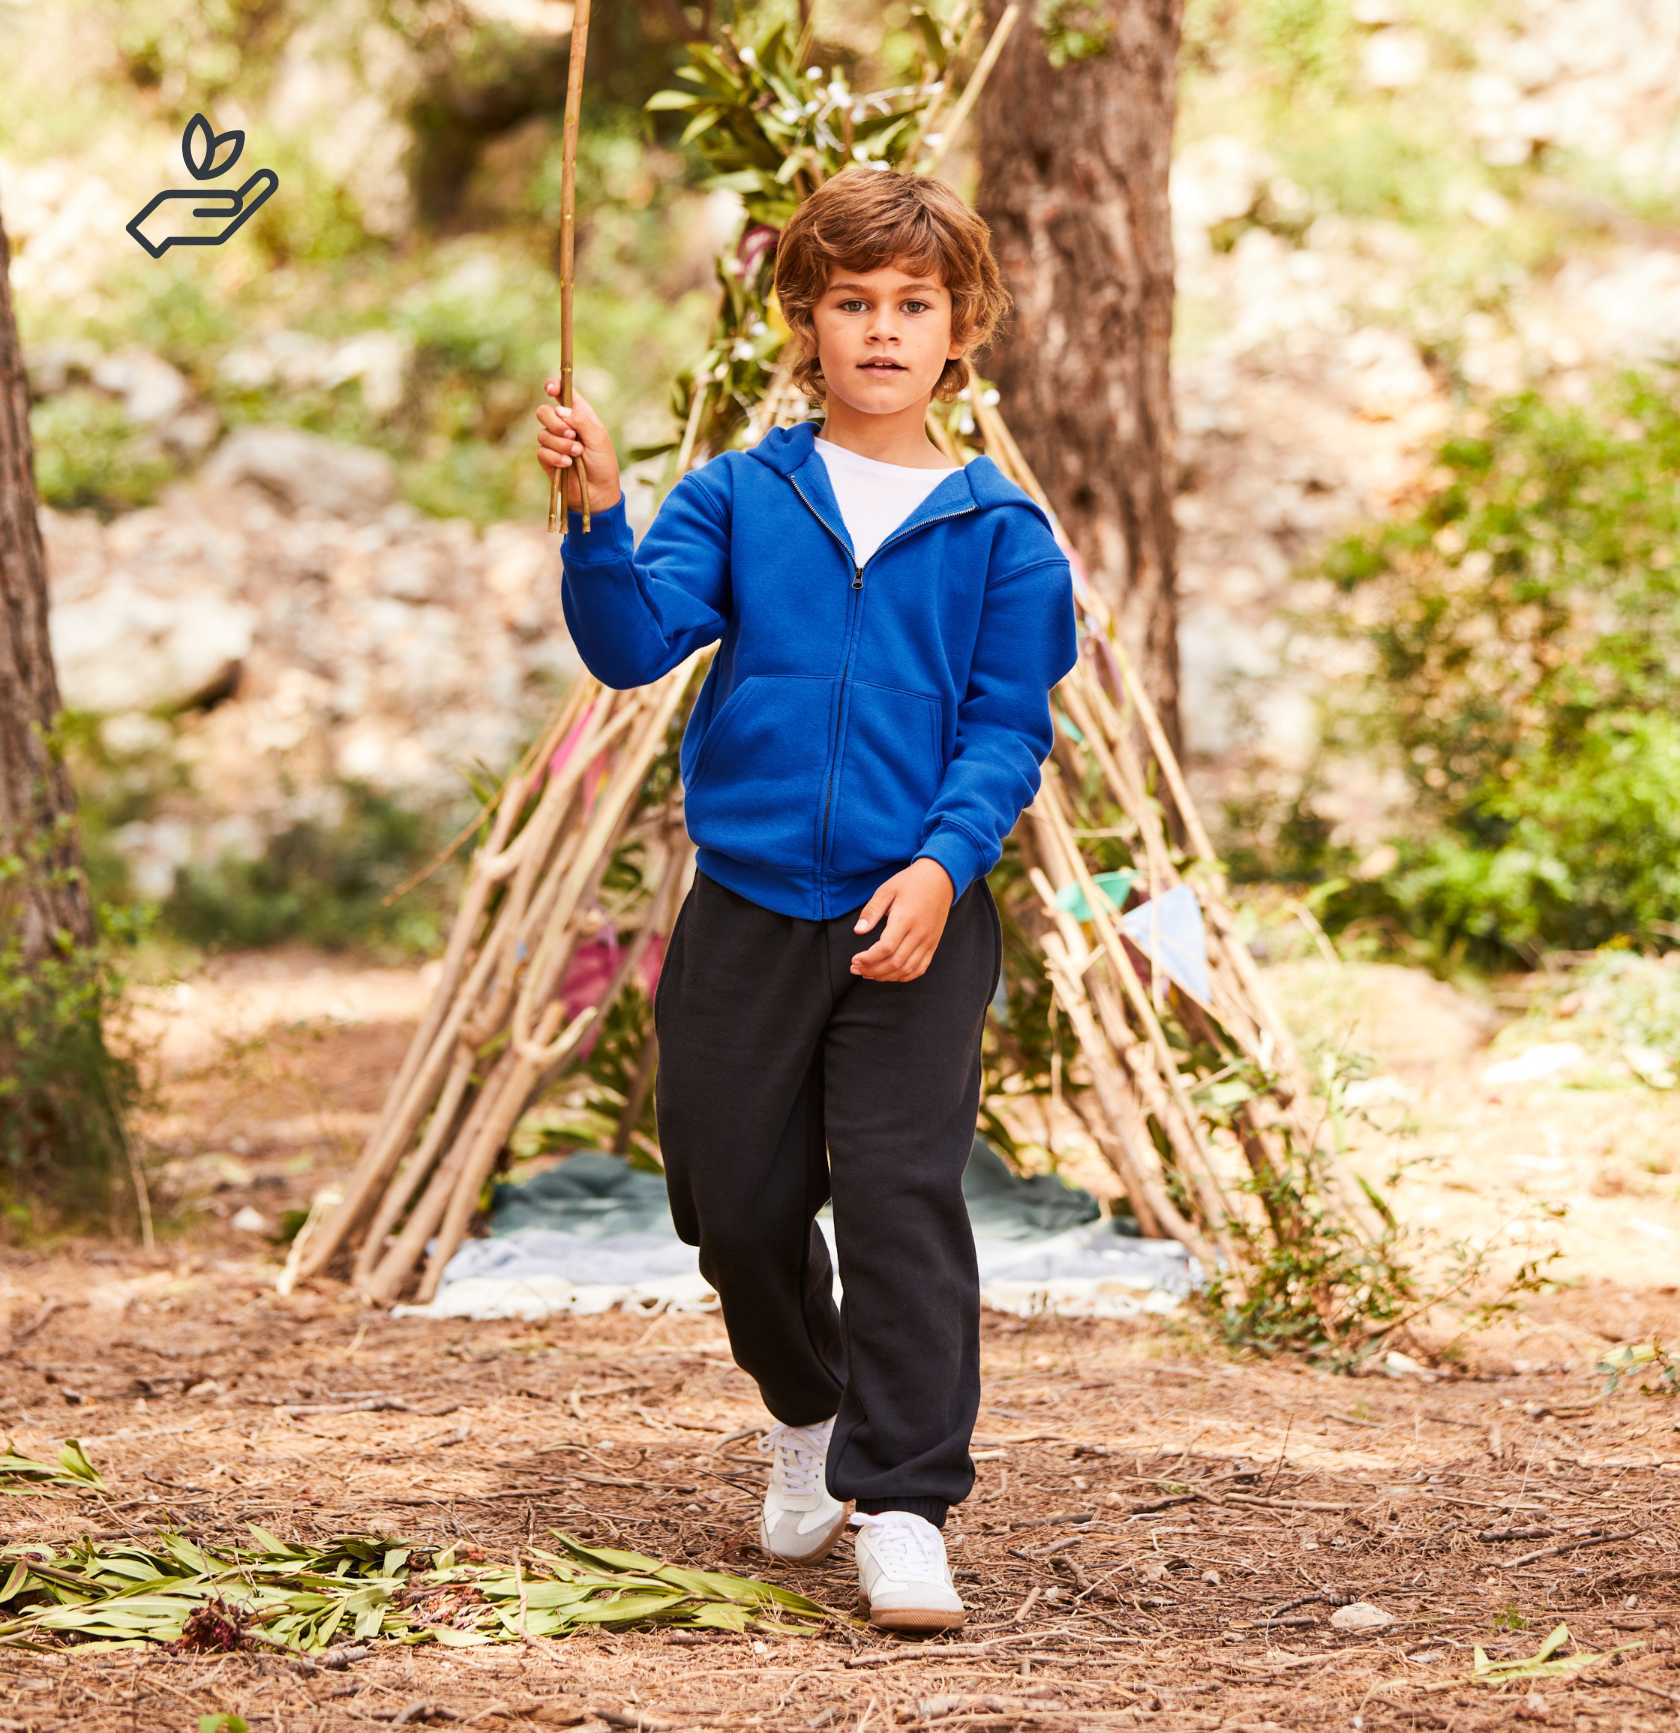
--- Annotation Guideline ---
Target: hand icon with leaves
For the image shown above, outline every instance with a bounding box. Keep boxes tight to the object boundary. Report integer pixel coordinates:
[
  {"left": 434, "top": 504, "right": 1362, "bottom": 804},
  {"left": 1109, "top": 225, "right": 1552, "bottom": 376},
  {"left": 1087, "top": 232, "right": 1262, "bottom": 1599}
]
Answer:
[{"left": 127, "top": 113, "right": 279, "bottom": 258}]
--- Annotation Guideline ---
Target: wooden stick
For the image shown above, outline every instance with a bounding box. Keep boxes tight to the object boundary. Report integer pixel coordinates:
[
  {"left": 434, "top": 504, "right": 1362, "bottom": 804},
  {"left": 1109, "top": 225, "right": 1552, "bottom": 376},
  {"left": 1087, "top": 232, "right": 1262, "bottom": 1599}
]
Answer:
[
  {"left": 918, "top": 2, "right": 1019, "bottom": 178},
  {"left": 548, "top": 0, "right": 595, "bottom": 535}
]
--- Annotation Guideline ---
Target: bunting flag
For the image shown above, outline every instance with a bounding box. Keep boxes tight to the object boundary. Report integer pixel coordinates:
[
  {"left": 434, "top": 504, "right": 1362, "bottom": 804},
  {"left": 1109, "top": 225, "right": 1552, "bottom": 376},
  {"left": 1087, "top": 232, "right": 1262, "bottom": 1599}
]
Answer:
[
  {"left": 1053, "top": 871, "right": 1214, "bottom": 1012},
  {"left": 1050, "top": 867, "right": 1136, "bottom": 922},
  {"left": 1118, "top": 883, "right": 1213, "bottom": 1010}
]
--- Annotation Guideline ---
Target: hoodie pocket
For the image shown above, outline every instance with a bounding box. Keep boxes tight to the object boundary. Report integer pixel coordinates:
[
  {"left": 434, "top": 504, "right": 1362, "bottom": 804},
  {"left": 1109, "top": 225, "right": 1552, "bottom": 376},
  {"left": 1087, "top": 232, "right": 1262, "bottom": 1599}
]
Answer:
[
  {"left": 684, "top": 673, "right": 836, "bottom": 872},
  {"left": 826, "top": 679, "right": 944, "bottom": 876}
]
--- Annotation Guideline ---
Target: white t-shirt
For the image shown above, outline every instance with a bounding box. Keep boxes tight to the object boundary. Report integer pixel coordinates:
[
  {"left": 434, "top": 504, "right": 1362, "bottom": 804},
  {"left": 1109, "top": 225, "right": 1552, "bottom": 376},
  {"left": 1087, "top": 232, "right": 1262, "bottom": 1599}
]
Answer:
[{"left": 813, "top": 436, "right": 961, "bottom": 569}]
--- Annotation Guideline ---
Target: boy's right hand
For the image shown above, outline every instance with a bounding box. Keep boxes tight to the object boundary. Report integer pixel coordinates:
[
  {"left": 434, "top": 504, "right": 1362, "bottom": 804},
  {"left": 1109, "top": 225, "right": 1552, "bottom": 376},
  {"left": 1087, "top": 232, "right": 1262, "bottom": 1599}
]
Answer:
[{"left": 537, "top": 383, "right": 623, "bottom": 516}]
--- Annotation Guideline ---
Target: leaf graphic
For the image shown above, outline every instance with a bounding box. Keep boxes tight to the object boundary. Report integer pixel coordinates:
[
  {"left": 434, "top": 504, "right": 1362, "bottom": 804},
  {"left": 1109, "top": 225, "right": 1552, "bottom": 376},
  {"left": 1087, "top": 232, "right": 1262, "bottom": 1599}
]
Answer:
[{"left": 181, "top": 113, "right": 245, "bottom": 180}]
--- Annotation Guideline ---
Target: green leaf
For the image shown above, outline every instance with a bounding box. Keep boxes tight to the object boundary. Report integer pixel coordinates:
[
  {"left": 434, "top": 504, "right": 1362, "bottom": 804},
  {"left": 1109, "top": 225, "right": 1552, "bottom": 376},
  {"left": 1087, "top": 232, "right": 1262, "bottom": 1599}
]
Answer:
[
  {"left": 427, "top": 1623, "right": 496, "bottom": 1646},
  {"left": 1471, "top": 1623, "right": 1642, "bottom": 1683},
  {"left": 677, "top": 108, "right": 721, "bottom": 148},
  {"left": 0, "top": 1438, "right": 104, "bottom": 1493}
]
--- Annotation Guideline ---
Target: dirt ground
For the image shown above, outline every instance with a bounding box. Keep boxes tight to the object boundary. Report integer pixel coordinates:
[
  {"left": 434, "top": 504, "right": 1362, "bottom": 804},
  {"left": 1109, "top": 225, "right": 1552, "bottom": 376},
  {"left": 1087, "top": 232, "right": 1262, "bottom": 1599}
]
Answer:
[{"left": 4, "top": 944, "right": 1680, "bottom": 1731}]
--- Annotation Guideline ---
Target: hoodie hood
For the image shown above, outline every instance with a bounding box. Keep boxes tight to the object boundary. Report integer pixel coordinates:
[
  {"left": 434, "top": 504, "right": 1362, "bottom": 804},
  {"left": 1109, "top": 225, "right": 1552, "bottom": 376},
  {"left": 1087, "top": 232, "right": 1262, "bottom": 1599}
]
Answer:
[{"left": 745, "top": 415, "right": 1056, "bottom": 531}]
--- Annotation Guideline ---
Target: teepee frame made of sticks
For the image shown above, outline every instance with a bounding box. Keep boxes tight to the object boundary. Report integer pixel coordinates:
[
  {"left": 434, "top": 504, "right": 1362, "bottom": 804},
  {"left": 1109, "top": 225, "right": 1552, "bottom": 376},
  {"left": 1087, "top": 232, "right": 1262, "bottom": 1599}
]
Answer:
[{"left": 280, "top": 2, "right": 1381, "bottom": 1336}]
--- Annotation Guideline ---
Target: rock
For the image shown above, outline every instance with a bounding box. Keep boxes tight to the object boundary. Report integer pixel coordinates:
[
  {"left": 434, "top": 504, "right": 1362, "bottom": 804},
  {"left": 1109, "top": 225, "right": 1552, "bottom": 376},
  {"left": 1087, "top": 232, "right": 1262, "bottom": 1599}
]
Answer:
[
  {"left": 100, "top": 712, "right": 175, "bottom": 757},
  {"left": 1343, "top": 1075, "right": 1415, "bottom": 1107},
  {"left": 49, "top": 581, "right": 255, "bottom": 714},
  {"left": 1171, "top": 135, "right": 1283, "bottom": 263},
  {"left": 268, "top": 10, "right": 424, "bottom": 238},
  {"left": 1332, "top": 1601, "right": 1396, "bottom": 1632},
  {"left": 22, "top": 338, "right": 100, "bottom": 398},
  {"left": 1482, "top": 1042, "right": 1587, "bottom": 1087},
  {"left": 109, "top": 818, "right": 195, "bottom": 901},
  {"left": 0, "top": 157, "right": 133, "bottom": 305},
  {"left": 1622, "top": 1045, "right": 1677, "bottom": 1090},
  {"left": 89, "top": 347, "right": 192, "bottom": 425},
  {"left": 1362, "top": 28, "right": 1430, "bottom": 89},
  {"left": 200, "top": 426, "right": 398, "bottom": 518},
  {"left": 158, "top": 405, "right": 224, "bottom": 459},
  {"left": 216, "top": 329, "right": 413, "bottom": 417}
]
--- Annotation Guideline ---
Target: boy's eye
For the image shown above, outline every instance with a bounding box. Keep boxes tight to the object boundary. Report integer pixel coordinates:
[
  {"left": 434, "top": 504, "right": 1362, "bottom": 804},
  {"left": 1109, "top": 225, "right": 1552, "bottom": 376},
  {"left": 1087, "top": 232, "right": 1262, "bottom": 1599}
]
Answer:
[{"left": 837, "top": 299, "right": 931, "bottom": 313}]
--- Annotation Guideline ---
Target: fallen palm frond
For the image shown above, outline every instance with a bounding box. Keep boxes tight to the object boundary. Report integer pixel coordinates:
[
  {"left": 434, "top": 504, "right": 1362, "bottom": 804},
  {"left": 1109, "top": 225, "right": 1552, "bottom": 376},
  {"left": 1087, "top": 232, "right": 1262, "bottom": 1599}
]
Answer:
[
  {"left": 0, "top": 1526, "right": 851, "bottom": 1653},
  {"left": 1471, "top": 1623, "right": 1643, "bottom": 1686},
  {"left": 0, "top": 1439, "right": 103, "bottom": 1496}
]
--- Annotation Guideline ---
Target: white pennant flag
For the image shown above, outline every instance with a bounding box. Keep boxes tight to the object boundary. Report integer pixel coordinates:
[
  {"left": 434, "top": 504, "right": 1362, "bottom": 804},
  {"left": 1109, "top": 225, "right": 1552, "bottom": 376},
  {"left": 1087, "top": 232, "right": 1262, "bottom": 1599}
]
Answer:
[{"left": 1116, "top": 882, "right": 1213, "bottom": 1011}]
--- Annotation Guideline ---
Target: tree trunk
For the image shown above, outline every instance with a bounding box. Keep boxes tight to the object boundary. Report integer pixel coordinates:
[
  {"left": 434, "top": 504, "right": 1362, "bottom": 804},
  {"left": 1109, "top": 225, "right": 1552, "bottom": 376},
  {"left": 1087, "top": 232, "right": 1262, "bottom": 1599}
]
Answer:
[
  {"left": 975, "top": 0, "right": 1185, "bottom": 767},
  {"left": 0, "top": 207, "right": 93, "bottom": 962},
  {"left": 0, "top": 202, "right": 131, "bottom": 1221}
]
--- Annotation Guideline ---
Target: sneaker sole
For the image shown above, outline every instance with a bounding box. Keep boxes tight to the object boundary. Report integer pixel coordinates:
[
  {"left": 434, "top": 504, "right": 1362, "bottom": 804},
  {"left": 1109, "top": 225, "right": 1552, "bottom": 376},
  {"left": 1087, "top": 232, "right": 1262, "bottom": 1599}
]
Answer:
[
  {"left": 757, "top": 1501, "right": 851, "bottom": 1564},
  {"left": 855, "top": 1588, "right": 966, "bottom": 1632}
]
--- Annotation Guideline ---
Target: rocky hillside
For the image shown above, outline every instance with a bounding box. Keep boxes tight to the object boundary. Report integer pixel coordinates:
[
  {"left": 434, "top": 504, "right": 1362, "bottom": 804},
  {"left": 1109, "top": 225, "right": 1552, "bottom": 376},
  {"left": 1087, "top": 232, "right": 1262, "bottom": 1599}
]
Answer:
[{"left": 4, "top": 0, "right": 1677, "bottom": 916}]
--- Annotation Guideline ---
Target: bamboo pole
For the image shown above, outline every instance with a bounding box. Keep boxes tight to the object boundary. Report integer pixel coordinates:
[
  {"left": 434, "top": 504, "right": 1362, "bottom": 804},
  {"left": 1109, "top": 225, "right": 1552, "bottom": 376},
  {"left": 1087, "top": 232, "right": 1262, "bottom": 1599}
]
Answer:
[
  {"left": 917, "top": 1, "right": 1019, "bottom": 179},
  {"left": 548, "top": 0, "right": 595, "bottom": 535}
]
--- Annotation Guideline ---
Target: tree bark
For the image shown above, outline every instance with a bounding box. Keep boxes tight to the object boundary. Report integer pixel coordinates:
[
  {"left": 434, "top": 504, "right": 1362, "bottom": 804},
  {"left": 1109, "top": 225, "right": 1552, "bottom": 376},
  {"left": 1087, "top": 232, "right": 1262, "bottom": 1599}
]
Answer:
[
  {"left": 975, "top": 0, "right": 1185, "bottom": 766},
  {"left": 0, "top": 205, "right": 95, "bottom": 965}
]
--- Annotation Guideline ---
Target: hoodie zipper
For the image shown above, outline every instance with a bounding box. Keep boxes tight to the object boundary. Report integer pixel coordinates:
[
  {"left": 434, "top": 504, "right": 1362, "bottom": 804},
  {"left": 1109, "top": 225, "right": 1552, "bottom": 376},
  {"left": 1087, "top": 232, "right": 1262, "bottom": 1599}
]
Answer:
[{"left": 786, "top": 471, "right": 976, "bottom": 872}]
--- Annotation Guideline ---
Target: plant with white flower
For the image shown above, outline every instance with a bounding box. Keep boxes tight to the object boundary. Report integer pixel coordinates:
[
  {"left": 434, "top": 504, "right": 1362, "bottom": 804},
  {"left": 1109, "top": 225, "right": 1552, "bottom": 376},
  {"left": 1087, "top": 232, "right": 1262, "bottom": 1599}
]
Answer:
[
  {"left": 806, "top": 66, "right": 822, "bottom": 79},
  {"left": 958, "top": 410, "right": 975, "bottom": 433},
  {"left": 981, "top": 386, "right": 1000, "bottom": 405},
  {"left": 826, "top": 81, "right": 846, "bottom": 101},
  {"left": 956, "top": 385, "right": 972, "bottom": 400},
  {"left": 731, "top": 337, "right": 756, "bottom": 360},
  {"left": 749, "top": 319, "right": 769, "bottom": 335},
  {"left": 923, "top": 131, "right": 945, "bottom": 149},
  {"left": 739, "top": 44, "right": 757, "bottom": 66}
]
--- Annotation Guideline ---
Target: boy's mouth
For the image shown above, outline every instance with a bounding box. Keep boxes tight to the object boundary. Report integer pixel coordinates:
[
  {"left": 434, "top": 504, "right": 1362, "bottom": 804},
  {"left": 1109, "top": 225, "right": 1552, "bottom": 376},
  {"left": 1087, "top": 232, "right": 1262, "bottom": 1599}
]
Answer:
[{"left": 859, "top": 360, "right": 906, "bottom": 372}]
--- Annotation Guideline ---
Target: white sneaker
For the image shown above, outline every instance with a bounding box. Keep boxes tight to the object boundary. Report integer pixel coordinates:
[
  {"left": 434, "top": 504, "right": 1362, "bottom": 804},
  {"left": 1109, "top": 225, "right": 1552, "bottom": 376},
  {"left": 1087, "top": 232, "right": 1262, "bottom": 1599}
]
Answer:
[
  {"left": 849, "top": 1510, "right": 966, "bottom": 1632},
  {"left": 756, "top": 1415, "right": 850, "bottom": 1563}
]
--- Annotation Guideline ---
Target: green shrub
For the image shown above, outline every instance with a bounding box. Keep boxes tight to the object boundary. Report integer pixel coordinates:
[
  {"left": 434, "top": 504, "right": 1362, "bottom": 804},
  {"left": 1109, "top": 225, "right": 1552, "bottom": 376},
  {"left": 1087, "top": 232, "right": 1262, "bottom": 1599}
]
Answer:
[
  {"left": 0, "top": 820, "right": 152, "bottom": 1233},
  {"left": 29, "top": 389, "right": 182, "bottom": 518},
  {"left": 1288, "top": 365, "right": 1680, "bottom": 965},
  {"left": 159, "top": 780, "right": 469, "bottom": 960}
]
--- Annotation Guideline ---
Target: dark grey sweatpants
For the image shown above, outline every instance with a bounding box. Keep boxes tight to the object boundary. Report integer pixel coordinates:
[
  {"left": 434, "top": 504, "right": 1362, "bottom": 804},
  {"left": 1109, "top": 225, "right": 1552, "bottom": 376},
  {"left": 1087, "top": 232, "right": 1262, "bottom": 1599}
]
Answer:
[{"left": 653, "top": 865, "right": 1002, "bottom": 1529}]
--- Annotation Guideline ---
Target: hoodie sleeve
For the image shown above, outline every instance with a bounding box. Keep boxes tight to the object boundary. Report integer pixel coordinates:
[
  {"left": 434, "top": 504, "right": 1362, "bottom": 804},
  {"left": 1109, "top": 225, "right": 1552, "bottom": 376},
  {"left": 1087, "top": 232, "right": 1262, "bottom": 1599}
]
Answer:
[
  {"left": 559, "top": 464, "right": 731, "bottom": 690},
  {"left": 912, "top": 551, "right": 1080, "bottom": 904}
]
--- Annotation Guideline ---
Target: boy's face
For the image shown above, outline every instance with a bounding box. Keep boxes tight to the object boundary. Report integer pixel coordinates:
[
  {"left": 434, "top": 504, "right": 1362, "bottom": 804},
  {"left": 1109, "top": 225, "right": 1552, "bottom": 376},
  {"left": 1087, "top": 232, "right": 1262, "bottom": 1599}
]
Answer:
[{"left": 809, "top": 260, "right": 966, "bottom": 414}]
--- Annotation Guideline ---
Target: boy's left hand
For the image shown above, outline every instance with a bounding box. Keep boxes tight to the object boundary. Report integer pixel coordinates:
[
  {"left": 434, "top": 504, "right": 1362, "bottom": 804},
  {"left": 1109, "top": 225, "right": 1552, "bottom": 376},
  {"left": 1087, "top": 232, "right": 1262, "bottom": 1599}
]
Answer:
[{"left": 849, "top": 859, "right": 955, "bottom": 981}]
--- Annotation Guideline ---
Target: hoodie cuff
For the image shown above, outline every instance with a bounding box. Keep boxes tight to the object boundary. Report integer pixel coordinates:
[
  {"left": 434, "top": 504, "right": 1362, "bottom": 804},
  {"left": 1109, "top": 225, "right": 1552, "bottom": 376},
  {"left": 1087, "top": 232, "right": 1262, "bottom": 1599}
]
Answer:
[
  {"left": 561, "top": 492, "right": 632, "bottom": 565},
  {"left": 913, "top": 824, "right": 992, "bottom": 905}
]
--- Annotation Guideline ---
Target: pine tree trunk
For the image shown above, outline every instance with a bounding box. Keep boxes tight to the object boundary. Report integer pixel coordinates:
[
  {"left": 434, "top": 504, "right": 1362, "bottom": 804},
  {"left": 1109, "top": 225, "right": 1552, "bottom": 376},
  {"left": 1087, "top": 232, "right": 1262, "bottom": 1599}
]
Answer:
[
  {"left": 976, "top": 0, "right": 1186, "bottom": 764},
  {"left": 0, "top": 207, "right": 93, "bottom": 962},
  {"left": 0, "top": 203, "right": 132, "bottom": 1222}
]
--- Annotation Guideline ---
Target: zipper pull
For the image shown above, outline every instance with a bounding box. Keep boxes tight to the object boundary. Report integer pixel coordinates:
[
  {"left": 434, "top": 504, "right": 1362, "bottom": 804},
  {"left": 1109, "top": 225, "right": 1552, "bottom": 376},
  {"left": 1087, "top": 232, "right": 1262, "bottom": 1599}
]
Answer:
[{"left": 852, "top": 564, "right": 863, "bottom": 589}]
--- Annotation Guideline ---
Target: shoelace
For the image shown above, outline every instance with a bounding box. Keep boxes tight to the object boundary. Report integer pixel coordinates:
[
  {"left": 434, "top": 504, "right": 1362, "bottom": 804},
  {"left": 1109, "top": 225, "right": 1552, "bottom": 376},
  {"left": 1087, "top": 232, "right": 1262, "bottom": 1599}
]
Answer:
[
  {"left": 758, "top": 1419, "right": 831, "bottom": 1498},
  {"left": 847, "top": 1510, "right": 949, "bottom": 1580}
]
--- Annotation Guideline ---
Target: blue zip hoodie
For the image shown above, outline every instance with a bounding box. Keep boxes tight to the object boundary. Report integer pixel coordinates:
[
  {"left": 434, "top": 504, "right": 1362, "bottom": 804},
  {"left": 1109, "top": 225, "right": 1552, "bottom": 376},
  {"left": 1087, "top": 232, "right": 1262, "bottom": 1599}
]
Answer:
[{"left": 559, "top": 415, "right": 1079, "bottom": 922}]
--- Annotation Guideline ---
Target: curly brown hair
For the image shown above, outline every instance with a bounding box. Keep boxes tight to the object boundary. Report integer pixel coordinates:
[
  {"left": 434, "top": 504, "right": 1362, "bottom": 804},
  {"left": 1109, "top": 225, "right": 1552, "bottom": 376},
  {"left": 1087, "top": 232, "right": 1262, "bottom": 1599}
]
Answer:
[{"left": 771, "top": 165, "right": 1012, "bottom": 405}]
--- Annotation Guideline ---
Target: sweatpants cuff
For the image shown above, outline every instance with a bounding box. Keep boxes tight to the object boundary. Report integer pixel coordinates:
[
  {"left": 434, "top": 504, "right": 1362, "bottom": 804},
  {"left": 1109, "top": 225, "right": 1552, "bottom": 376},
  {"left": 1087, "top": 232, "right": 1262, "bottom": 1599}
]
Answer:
[{"left": 856, "top": 1497, "right": 948, "bottom": 1528}]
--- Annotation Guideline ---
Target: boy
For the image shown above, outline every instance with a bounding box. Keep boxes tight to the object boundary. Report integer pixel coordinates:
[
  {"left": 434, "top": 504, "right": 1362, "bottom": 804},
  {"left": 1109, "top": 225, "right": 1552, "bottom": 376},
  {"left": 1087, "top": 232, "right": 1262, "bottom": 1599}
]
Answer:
[{"left": 536, "top": 166, "right": 1078, "bottom": 1632}]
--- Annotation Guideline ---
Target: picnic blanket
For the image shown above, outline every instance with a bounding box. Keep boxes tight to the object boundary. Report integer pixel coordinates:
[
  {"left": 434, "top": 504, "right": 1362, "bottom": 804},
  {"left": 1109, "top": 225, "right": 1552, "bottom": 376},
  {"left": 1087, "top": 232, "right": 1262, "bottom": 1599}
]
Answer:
[{"left": 394, "top": 1135, "right": 1200, "bottom": 1323}]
